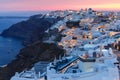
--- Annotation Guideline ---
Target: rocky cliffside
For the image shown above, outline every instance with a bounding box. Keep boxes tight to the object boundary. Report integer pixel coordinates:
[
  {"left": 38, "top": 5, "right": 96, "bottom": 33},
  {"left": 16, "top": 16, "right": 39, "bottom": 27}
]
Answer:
[
  {"left": 0, "top": 13, "right": 65, "bottom": 80},
  {"left": 0, "top": 42, "right": 64, "bottom": 80},
  {"left": 1, "top": 14, "right": 62, "bottom": 45}
]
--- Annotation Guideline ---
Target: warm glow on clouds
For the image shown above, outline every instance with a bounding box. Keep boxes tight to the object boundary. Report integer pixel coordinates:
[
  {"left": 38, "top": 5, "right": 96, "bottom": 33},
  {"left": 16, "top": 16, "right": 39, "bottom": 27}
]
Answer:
[
  {"left": 92, "top": 3, "right": 120, "bottom": 10},
  {"left": 0, "top": 0, "right": 120, "bottom": 11}
]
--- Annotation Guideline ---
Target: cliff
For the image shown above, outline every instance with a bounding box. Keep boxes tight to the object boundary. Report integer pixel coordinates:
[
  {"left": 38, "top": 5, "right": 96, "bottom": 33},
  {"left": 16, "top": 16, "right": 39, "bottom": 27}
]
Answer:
[
  {"left": 0, "top": 13, "right": 65, "bottom": 80},
  {"left": 1, "top": 14, "right": 62, "bottom": 45},
  {"left": 0, "top": 42, "right": 64, "bottom": 80}
]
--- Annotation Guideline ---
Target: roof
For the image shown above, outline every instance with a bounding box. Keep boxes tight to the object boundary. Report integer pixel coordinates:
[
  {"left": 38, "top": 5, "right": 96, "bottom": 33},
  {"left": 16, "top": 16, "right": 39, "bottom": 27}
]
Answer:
[{"left": 54, "top": 56, "right": 95, "bottom": 71}]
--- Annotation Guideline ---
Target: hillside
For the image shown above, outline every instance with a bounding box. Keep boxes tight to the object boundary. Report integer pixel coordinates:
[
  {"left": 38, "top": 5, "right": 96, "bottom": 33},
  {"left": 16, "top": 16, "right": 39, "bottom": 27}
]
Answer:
[
  {"left": 1, "top": 14, "right": 62, "bottom": 45},
  {"left": 0, "top": 42, "right": 64, "bottom": 80}
]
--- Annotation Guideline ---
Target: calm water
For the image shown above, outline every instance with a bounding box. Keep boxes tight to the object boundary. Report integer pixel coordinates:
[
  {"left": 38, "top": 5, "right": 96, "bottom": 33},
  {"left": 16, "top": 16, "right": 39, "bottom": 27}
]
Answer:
[{"left": 0, "top": 18, "right": 28, "bottom": 66}]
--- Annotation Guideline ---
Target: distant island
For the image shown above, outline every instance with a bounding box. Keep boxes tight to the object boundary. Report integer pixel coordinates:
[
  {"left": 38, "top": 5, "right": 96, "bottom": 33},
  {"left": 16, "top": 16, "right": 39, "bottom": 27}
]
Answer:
[{"left": 0, "top": 16, "right": 29, "bottom": 19}]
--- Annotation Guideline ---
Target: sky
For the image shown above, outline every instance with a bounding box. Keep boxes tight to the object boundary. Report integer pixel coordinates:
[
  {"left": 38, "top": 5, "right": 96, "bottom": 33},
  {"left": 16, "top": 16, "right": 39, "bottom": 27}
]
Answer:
[{"left": 0, "top": 0, "right": 120, "bottom": 12}]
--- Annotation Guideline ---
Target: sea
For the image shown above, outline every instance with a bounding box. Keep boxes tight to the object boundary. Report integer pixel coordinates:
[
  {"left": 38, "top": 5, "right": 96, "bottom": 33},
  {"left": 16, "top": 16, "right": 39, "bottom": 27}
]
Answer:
[
  {"left": 0, "top": 18, "right": 27, "bottom": 66},
  {"left": 0, "top": 11, "right": 49, "bottom": 66}
]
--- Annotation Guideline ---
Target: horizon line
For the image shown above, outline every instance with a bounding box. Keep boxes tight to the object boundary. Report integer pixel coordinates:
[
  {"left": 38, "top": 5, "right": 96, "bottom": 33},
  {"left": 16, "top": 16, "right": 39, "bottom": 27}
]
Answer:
[{"left": 1, "top": 8, "right": 120, "bottom": 12}]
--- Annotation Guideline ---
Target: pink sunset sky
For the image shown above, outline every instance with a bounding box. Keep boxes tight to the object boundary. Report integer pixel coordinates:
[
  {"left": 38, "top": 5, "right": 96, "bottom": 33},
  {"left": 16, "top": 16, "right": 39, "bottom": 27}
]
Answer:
[{"left": 0, "top": 0, "right": 120, "bottom": 12}]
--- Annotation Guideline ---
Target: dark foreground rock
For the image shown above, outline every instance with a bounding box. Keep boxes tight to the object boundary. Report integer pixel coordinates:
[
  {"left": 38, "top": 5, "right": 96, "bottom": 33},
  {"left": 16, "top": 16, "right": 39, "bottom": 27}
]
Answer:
[{"left": 0, "top": 42, "right": 64, "bottom": 80}]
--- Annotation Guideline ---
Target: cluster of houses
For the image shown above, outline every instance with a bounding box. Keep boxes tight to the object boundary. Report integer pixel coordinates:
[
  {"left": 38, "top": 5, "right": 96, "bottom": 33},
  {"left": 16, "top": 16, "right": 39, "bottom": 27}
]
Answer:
[{"left": 10, "top": 8, "right": 120, "bottom": 80}]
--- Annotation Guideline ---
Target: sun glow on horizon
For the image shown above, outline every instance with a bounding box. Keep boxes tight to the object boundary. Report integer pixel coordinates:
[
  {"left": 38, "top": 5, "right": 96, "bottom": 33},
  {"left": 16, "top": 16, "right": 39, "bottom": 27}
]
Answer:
[{"left": 0, "top": 0, "right": 120, "bottom": 12}]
